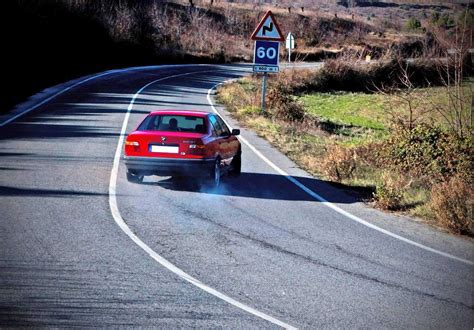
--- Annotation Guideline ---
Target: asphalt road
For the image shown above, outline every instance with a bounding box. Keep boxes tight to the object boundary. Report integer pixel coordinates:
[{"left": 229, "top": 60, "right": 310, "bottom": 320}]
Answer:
[{"left": 0, "top": 64, "right": 473, "bottom": 328}]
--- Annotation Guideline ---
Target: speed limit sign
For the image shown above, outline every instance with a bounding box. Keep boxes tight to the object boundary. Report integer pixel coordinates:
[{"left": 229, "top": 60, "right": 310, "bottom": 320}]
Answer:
[
  {"left": 253, "top": 40, "right": 280, "bottom": 67},
  {"left": 250, "top": 10, "right": 283, "bottom": 112}
]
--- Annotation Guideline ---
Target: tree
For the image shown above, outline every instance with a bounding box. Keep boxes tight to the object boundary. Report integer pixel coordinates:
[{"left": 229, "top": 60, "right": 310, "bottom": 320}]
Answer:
[
  {"left": 429, "top": 8, "right": 473, "bottom": 139},
  {"left": 431, "top": 13, "right": 455, "bottom": 29}
]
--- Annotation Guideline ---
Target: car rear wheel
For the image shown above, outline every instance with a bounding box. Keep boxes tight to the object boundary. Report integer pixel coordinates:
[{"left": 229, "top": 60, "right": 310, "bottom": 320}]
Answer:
[
  {"left": 210, "top": 158, "right": 221, "bottom": 187},
  {"left": 126, "top": 171, "right": 144, "bottom": 183},
  {"left": 229, "top": 151, "right": 241, "bottom": 177}
]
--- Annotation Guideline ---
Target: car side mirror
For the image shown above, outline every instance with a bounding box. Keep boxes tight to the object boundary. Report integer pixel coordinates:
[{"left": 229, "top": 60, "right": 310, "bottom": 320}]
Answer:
[{"left": 231, "top": 129, "right": 240, "bottom": 136}]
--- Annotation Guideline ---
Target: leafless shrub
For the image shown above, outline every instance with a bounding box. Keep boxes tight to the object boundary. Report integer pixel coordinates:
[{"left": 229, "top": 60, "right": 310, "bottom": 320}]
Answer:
[
  {"left": 433, "top": 57, "right": 473, "bottom": 140},
  {"left": 353, "top": 141, "right": 382, "bottom": 168},
  {"left": 274, "top": 68, "right": 315, "bottom": 92},
  {"left": 308, "top": 52, "right": 402, "bottom": 92},
  {"left": 430, "top": 175, "right": 474, "bottom": 235},
  {"left": 108, "top": 3, "right": 136, "bottom": 41},
  {"left": 376, "top": 58, "right": 431, "bottom": 130},
  {"left": 180, "top": 9, "right": 225, "bottom": 57},
  {"left": 149, "top": 3, "right": 183, "bottom": 51},
  {"left": 373, "top": 171, "right": 405, "bottom": 210},
  {"left": 426, "top": 8, "right": 473, "bottom": 139},
  {"left": 321, "top": 145, "right": 356, "bottom": 182},
  {"left": 222, "top": 4, "right": 255, "bottom": 37},
  {"left": 267, "top": 80, "right": 306, "bottom": 122}
]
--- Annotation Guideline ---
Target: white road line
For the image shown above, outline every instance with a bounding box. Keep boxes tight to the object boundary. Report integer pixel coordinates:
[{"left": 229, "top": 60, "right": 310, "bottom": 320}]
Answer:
[
  {"left": 109, "top": 70, "right": 297, "bottom": 329},
  {"left": 4, "top": 61, "right": 471, "bottom": 326},
  {"left": 207, "top": 83, "right": 474, "bottom": 267},
  {"left": 0, "top": 64, "right": 294, "bottom": 328}
]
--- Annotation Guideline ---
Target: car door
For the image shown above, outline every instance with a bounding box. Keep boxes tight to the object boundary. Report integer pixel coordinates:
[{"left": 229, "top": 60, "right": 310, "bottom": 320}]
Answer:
[
  {"left": 216, "top": 115, "right": 238, "bottom": 162},
  {"left": 208, "top": 115, "right": 228, "bottom": 161}
]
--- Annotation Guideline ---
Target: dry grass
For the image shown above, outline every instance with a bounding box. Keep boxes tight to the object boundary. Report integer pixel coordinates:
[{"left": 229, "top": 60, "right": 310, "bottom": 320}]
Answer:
[
  {"left": 217, "top": 65, "right": 473, "bottom": 236},
  {"left": 373, "top": 171, "right": 406, "bottom": 210},
  {"left": 430, "top": 175, "right": 474, "bottom": 236},
  {"left": 321, "top": 145, "right": 356, "bottom": 182},
  {"left": 267, "top": 81, "right": 306, "bottom": 122},
  {"left": 62, "top": 0, "right": 429, "bottom": 62}
]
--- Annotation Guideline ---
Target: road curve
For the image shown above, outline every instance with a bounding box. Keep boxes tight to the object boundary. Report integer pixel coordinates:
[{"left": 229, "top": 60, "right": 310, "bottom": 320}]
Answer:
[{"left": 0, "top": 64, "right": 473, "bottom": 328}]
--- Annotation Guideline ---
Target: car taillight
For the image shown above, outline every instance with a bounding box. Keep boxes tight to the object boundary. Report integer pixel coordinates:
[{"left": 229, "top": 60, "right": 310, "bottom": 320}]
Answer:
[
  {"left": 189, "top": 144, "right": 204, "bottom": 149},
  {"left": 125, "top": 140, "right": 140, "bottom": 154},
  {"left": 188, "top": 144, "right": 205, "bottom": 155}
]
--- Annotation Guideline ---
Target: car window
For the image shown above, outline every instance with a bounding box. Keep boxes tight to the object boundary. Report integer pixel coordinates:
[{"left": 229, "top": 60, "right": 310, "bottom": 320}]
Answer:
[
  {"left": 209, "top": 115, "right": 224, "bottom": 137},
  {"left": 137, "top": 115, "right": 206, "bottom": 133},
  {"left": 208, "top": 118, "right": 218, "bottom": 137},
  {"left": 216, "top": 116, "right": 230, "bottom": 136}
]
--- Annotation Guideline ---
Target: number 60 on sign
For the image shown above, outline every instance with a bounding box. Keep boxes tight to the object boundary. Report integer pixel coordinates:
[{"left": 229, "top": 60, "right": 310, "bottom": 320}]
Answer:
[{"left": 253, "top": 40, "right": 280, "bottom": 67}]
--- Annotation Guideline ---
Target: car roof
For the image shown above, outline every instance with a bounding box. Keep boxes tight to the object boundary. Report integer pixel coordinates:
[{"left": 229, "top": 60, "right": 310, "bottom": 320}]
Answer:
[{"left": 149, "top": 110, "right": 209, "bottom": 118}]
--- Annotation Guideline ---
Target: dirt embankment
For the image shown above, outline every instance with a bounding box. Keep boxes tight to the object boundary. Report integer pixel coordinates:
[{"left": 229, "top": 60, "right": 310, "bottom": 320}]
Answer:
[{"left": 1, "top": 0, "right": 429, "bottom": 114}]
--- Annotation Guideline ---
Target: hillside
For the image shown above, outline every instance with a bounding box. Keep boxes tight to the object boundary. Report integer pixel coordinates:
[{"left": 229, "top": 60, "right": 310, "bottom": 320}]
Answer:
[{"left": 1, "top": 0, "right": 468, "bottom": 113}]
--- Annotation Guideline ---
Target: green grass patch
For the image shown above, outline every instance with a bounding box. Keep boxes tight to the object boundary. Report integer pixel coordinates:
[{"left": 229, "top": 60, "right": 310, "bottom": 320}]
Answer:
[
  {"left": 238, "top": 79, "right": 258, "bottom": 93},
  {"left": 238, "top": 105, "right": 260, "bottom": 117},
  {"left": 300, "top": 92, "right": 387, "bottom": 130}
]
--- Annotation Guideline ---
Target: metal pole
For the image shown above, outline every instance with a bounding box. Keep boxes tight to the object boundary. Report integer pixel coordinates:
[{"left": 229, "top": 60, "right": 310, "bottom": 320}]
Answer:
[
  {"left": 261, "top": 72, "right": 267, "bottom": 113},
  {"left": 288, "top": 47, "right": 291, "bottom": 63}
]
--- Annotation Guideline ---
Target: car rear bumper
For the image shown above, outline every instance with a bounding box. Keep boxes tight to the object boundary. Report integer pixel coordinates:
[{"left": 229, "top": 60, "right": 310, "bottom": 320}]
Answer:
[{"left": 123, "top": 155, "right": 215, "bottom": 176}]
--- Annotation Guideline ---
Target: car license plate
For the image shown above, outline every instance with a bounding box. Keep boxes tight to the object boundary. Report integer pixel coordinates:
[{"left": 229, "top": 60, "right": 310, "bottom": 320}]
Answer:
[{"left": 150, "top": 145, "right": 179, "bottom": 153}]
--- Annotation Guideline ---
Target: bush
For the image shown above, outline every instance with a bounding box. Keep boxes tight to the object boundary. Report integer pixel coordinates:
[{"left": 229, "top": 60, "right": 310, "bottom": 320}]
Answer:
[
  {"left": 307, "top": 58, "right": 443, "bottom": 93},
  {"left": 430, "top": 175, "right": 474, "bottom": 235},
  {"left": 405, "top": 17, "right": 421, "bottom": 31},
  {"left": 321, "top": 145, "right": 356, "bottom": 182},
  {"left": 380, "top": 124, "right": 473, "bottom": 183},
  {"left": 267, "top": 81, "right": 306, "bottom": 122},
  {"left": 431, "top": 12, "right": 455, "bottom": 29},
  {"left": 302, "top": 16, "right": 371, "bottom": 47},
  {"left": 373, "top": 172, "right": 404, "bottom": 210},
  {"left": 354, "top": 142, "right": 384, "bottom": 167}
]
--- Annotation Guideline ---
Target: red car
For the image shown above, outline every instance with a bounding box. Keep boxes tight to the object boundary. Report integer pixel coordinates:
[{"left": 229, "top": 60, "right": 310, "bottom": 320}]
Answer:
[{"left": 123, "top": 110, "right": 241, "bottom": 186}]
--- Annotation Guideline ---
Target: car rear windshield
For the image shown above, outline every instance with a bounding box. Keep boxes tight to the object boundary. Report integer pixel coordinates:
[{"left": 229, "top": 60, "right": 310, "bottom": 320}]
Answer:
[{"left": 137, "top": 115, "right": 207, "bottom": 133}]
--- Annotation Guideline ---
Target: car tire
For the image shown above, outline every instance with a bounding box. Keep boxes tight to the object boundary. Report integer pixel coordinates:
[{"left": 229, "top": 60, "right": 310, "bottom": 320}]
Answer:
[
  {"left": 229, "top": 151, "right": 241, "bottom": 177},
  {"left": 210, "top": 158, "right": 221, "bottom": 188},
  {"left": 126, "top": 171, "right": 144, "bottom": 183}
]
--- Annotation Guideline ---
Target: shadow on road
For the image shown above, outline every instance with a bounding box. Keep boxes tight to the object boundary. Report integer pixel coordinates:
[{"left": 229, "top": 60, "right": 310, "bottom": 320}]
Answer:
[
  {"left": 0, "top": 186, "right": 107, "bottom": 198},
  {"left": 0, "top": 68, "right": 246, "bottom": 142},
  {"left": 0, "top": 66, "right": 373, "bottom": 205},
  {"left": 142, "top": 172, "right": 375, "bottom": 204}
]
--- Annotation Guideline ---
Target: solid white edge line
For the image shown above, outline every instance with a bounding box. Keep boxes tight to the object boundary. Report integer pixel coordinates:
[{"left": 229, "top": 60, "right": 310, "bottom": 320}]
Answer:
[
  {"left": 4, "top": 61, "right": 470, "bottom": 325},
  {"left": 108, "top": 70, "right": 297, "bottom": 330},
  {"left": 0, "top": 63, "right": 295, "bottom": 328},
  {"left": 207, "top": 83, "right": 474, "bottom": 267}
]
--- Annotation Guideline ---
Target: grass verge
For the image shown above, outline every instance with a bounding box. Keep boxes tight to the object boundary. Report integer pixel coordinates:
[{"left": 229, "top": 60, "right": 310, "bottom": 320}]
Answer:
[{"left": 217, "top": 72, "right": 473, "bottom": 236}]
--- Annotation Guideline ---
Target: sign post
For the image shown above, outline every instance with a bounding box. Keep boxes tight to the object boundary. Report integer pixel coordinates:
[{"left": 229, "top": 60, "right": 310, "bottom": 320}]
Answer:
[
  {"left": 251, "top": 11, "right": 284, "bottom": 113},
  {"left": 261, "top": 72, "right": 268, "bottom": 112},
  {"left": 286, "top": 32, "right": 295, "bottom": 63}
]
